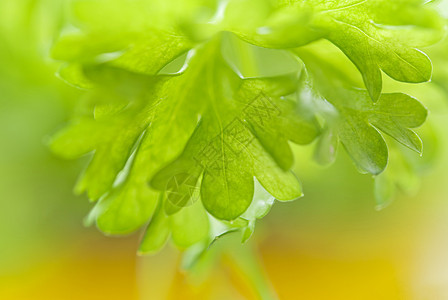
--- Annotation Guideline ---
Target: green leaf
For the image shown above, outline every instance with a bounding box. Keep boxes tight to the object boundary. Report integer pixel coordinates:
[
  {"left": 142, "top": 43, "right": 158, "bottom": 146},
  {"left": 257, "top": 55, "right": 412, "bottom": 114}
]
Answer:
[
  {"left": 225, "top": 0, "right": 442, "bottom": 101},
  {"left": 202, "top": 162, "right": 255, "bottom": 220},
  {"left": 312, "top": 0, "right": 437, "bottom": 101},
  {"left": 222, "top": 0, "right": 320, "bottom": 48},
  {"left": 49, "top": 0, "right": 439, "bottom": 254},
  {"left": 51, "top": 68, "right": 161, "bottom": 201},
  {"left": 314, "top": 126, "right": 339, "bottom": 166},
  {"left": 148, "top": 35, "right": 315, "bottom": 221},
  {"left": 374, "top": 170, "right": 395, "bottom": 210},
  {"left": 373, "top": 129, "right": 436, "bottom": 210},
  {"left": 240, "top": 180, "right": 276, "bottom": 242},
  {"left": 52, "top": 0, "right": 197, "bottom": 76},
  {"left": 138, "top": 195, "right": 171, "bottom": 255},
  {"left": 296, "top": 47, "right": 427, "bottom": 175},
  {"left": 170, "top": 198, "right": 210, "bottom": 249}
]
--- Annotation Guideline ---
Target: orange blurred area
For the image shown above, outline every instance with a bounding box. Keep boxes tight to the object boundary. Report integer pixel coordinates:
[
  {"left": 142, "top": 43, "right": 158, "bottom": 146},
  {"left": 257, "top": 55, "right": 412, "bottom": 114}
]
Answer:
[
  {"left": 0, "top": 234, "right": 139, "bottom": 300},
  {"left": 1, "top": 155, "right": 448, "bottom": 299}
]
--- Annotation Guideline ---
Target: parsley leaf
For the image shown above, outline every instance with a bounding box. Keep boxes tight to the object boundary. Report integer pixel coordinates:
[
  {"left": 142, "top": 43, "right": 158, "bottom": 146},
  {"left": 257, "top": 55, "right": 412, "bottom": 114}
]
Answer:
[
  {"left": 49, "top": 0, "right": 441, "bottom": 254},
  {"left": 225, "top": 0, "right": 442, "bottom": 101},
  {"left": 297, "top": 46, "right": 427, "bottom": 175}
]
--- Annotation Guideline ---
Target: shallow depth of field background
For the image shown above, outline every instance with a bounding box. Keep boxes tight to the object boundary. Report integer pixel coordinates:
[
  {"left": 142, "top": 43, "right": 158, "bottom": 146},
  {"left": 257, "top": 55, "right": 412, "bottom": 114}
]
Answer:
[{"left": 1, "top": 1, "right": 448, "bottom": 299}]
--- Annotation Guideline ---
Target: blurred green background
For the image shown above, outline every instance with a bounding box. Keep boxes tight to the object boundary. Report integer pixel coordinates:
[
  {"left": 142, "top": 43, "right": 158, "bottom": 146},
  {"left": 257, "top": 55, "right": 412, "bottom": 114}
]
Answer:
[{"left": 1, "top": 1, "right": 448, "bottom": 299}]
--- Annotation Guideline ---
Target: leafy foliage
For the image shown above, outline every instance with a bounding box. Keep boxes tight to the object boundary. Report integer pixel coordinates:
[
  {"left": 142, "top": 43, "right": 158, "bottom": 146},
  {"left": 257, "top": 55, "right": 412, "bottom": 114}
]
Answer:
[{"left": 50, "top": 0, "right": 445, "bottom": 258}]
